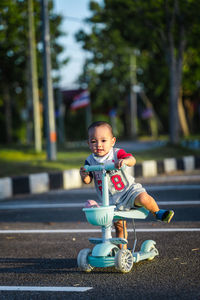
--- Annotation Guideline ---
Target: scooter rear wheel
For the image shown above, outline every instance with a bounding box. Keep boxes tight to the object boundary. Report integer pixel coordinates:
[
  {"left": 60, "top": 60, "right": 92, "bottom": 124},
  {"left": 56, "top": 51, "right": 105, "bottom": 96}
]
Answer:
[
  {"left": 115, "top": 249, "right": 134, "bottom": 273},
  {"left": 77, "top": 248, "right": 94, "bottom": 272}
]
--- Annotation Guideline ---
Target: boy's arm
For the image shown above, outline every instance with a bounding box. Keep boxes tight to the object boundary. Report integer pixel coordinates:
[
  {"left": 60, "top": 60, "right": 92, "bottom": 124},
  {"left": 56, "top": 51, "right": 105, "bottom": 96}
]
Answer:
[
  {"left": 116, "top": 156, "right": 136, "bottom": 169},
  {"left": 121, "top": 155, "right": 136, "bottom": 166},
  {"left": 115, "top": 149, "right": 136, "bottom": 169}
]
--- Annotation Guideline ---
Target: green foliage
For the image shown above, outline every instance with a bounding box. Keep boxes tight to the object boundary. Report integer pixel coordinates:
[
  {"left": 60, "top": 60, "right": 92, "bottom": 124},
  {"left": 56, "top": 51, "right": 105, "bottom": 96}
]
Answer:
[
  {"left": 76, "top": 0, "right": 200, "bottom": 138},
  {"left": 0, "top": 0, "right": 68, "bottom": 143},
  {"left": 65, "top": 109, "right": 88, "bottom": 141}
]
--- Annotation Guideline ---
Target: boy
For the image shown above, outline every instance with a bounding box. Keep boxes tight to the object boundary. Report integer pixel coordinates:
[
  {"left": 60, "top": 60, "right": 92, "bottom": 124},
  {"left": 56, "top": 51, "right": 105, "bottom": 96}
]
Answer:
[{"left": 80, "top": 121, "right": 174, "bottom": 248}]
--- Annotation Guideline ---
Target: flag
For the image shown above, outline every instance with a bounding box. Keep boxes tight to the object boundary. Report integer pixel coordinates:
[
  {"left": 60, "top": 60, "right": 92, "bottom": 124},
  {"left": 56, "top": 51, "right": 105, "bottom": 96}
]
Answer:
[
  {"left": 141, "top": 108, "right": 153, "bottom": 119},
  {"left": 70, "top": 90, "right": 90, "bottom": 111}
]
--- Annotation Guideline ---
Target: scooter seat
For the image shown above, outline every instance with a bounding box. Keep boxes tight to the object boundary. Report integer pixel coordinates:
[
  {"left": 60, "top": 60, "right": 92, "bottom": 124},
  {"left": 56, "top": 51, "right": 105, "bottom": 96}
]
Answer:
[{"left": 114, "top": 207, "right": 149, "bottom": 220}]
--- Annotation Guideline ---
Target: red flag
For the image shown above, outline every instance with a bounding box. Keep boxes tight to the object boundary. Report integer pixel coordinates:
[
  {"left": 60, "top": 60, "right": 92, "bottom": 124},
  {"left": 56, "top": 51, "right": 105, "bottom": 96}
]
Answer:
[{"left": 70, "top": 90, "right": 90, "bottom": 111}]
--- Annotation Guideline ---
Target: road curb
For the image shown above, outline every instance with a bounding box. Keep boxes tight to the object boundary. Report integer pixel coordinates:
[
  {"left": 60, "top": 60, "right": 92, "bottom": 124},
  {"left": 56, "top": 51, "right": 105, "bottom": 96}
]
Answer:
[{"left": 0, "top": 155, "right": 200, "bottom": 200}]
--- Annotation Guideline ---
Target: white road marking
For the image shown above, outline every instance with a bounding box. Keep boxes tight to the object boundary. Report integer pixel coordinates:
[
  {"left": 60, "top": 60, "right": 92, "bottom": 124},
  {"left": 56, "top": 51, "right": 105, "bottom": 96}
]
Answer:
[
  {"left": 0, "top": 286, "right": 92, "bottom": 292},
  {"left": 0, "top": 228, "right": 199, "bottom": 233},
  {"left": 158, "top": 200, "right": 200, "bottom": 205},
  {"left": 146, "top": 185, "right": 200, "bottom": 191},
  {"left": 46, "top": 184, "right": 200, "bottom": 195},
  {"left": 0, "top": 203, "right": 84, "bottom": 209},
  {"left": 0, "top": 200, "right": 199, "bottom": 210}
]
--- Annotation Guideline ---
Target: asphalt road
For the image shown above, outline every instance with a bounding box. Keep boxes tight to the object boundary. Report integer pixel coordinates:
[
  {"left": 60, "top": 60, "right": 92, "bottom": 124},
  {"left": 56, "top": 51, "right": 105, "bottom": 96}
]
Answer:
[{"left": 0, "top": 182, "right": 199, "bottom": 300}]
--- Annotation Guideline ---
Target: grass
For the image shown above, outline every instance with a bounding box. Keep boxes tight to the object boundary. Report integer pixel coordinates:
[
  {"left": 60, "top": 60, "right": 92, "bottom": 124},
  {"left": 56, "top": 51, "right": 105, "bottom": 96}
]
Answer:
[
  {"left": 0, "top": 147, "right": 90, "bottom": 177},
  {"left": 0, "top": 143, "right": 200, "bottom": 178},
  {"left": 133, "top": 144, "right": 200, "bottom": 161}
]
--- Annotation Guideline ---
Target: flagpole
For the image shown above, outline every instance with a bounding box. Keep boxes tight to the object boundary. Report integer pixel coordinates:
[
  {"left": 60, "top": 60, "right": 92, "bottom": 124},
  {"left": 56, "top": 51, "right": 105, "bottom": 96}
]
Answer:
[{"left": 86, "top": 104, "right": 92, "bottom": 130}]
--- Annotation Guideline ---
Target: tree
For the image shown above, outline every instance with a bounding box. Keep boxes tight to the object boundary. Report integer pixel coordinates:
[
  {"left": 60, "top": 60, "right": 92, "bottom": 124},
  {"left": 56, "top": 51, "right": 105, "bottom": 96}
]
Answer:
[
  {"left": 77, "top": 0, "right": 200, "bottom": 143},
  {"left": 0, "top": 1, "right": 26, "bottom": 142},
  {"left": 76, "top": 3, "right": 166, "bottom": 137},
  {"left": 93, "top": 0, "right": 200, "bottom": 143},
  {"left": 0, "top": 0, "right": 68, "bottom": 144},
  {"left": 76, "top": 23, "right": 136, "bottom": 136}
]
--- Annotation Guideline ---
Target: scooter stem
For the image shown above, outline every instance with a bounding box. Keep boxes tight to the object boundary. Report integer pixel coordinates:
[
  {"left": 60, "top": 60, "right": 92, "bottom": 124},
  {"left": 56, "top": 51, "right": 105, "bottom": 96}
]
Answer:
[{"left": 102, "top": 169, "right": 109, "bottom": 206}]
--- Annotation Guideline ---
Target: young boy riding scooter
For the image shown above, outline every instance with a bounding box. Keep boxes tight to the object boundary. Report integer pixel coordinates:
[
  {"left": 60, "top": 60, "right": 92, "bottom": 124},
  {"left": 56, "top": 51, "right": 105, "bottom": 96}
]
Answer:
[{"left": 80, "top": 121, "right": 174, "bottom": 249}]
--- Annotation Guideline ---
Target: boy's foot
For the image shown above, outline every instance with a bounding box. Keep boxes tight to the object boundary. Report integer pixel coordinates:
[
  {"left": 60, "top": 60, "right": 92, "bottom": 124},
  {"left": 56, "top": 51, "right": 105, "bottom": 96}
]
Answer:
[
  {"left": 85, "top": 200, "right": 100, "bottom": 208},
  {"left": 156, "top": 209, "right": 174, "bottom": 223}
]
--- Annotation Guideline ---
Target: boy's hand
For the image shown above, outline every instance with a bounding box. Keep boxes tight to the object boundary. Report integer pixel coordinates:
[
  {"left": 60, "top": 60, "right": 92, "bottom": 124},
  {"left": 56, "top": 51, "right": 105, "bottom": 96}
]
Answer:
[
  {"left": 115, "top": 159, "right": 125, "bottom": 169},
  {"left": 115, "top": 156, "right": 136, "bottom": 169},
  {"left": 80, "top": 167, "right": 92, "bottom": 184},
  {"left": 80, "top": 167, "right": 89, "bottom": 179}
]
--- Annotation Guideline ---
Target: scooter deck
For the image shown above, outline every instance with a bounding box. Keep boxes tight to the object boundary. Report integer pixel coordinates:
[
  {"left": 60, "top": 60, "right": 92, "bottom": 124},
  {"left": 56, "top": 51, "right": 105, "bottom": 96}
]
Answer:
[{"left": 89, "top": 237, "right": 128, "bottom": 245}]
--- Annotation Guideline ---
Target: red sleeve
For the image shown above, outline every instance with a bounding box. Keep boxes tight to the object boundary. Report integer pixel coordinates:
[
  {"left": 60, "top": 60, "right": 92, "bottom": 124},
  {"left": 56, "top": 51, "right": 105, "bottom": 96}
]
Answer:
[{"left": 117, "top": 149, "right": 133, "bottom": 159}]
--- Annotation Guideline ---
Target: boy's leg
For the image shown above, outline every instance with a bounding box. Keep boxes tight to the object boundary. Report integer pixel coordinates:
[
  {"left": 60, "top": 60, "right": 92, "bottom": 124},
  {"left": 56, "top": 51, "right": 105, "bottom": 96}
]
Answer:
[
  {"left": 134, "top": 192, "right": 174, "bottom": 223},
  {"left": 114, "top": 220, "right": 128, "bottom": 250},
  {"left": 134, "top": 192, "right": 159, "bottom": 214}
]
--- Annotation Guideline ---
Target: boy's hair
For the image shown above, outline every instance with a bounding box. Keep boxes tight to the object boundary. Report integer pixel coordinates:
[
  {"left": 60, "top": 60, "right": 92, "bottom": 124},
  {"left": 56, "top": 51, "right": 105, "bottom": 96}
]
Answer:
[{"left": 88, "top": 121, "right": 114, "bottom": 136}]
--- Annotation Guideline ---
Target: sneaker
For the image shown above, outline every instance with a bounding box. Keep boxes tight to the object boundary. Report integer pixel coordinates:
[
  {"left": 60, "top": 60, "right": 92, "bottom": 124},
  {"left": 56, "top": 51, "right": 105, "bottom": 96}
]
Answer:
[{"left": 156, "top": 209, "right": 174, "bottom": 223}]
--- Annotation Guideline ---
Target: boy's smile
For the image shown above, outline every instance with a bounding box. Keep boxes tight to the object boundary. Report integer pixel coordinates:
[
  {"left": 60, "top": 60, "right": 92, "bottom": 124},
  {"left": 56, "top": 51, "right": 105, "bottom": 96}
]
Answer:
[{"left": 88, "top": 125, "right": 116, "bottom": 157}]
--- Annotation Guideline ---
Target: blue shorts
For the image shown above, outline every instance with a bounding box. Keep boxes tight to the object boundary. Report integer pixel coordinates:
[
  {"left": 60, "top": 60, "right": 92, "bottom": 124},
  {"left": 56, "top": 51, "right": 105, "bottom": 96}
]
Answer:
[{"left": 116, "top": 183, "right": 146, "bottom": 211}]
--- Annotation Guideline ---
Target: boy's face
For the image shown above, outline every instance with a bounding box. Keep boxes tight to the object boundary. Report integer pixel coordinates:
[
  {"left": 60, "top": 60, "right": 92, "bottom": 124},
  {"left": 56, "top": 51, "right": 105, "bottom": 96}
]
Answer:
[{"left": 88, "top": 125, "right": 116, "bottom": 157}]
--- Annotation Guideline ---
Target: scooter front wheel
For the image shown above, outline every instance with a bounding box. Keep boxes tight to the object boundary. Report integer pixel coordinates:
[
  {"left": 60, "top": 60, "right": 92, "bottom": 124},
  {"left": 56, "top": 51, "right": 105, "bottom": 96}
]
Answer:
[
  {"left": 77, "top": 248, "right": 94, "bottom": 272},
  {"left": 115, "top": 249, "right": 134, "bottom": 273},
  {"left": 140, "top": 240, "right": 159, "bottom": 260}
]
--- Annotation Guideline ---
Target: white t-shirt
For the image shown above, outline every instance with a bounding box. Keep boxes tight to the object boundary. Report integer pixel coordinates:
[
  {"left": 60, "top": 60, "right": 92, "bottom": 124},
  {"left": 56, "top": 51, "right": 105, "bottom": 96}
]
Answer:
[{"left": 85, "top": 147, "right": 144, "bottom": 209}]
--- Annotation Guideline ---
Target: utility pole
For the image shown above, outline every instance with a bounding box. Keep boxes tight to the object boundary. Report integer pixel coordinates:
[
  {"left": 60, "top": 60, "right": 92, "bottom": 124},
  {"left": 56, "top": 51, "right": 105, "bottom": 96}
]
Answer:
[
  {"left": 130, "top": 51, "right": 138, "bottom": 139},
  {"left": 28, "top": 0, "right": 42, "bottom": 152},
  {"left": 41, "top": 0, "right": 57, "bottom": 160},
  {"left": 57, "top": 87, "right": 65, "bottom": 145}
]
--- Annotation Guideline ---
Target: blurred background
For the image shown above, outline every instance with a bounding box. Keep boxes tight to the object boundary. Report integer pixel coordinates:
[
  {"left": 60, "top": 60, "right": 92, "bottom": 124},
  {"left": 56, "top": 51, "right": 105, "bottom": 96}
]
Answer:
[{"left": 0, "top": 0, "right": 200, "bottom": 171}]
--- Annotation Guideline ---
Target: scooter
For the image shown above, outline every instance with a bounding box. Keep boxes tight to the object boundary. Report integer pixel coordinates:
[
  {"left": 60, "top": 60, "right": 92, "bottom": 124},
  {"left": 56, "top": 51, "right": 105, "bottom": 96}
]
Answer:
[{"left": 77, "top": 164, "right": 159, "bottom": 273}]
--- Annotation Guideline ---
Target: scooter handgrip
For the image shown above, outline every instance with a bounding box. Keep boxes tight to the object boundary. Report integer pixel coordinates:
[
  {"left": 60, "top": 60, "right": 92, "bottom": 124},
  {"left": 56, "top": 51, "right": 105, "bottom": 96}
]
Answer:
[
  {"left": 84, "top": 165, "right": 104, "bottom": 172},
  {"left": 104, "top": 163, "right": 117, "bottom": 171},
  {"left": 104, "top": 164, "right": 126, "bottom": 171},
  {"left": 83, "top": 164, "right": 125, "bottom": 172}
]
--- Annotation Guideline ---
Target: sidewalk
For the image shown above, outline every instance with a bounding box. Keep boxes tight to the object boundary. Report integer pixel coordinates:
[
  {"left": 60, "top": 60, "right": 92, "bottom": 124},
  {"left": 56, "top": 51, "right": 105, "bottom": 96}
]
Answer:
[
  {"left": 139, "top": 170, "right": 200, "bottom": 185},
  {"left": 0, "top": 154, "right": 199, "bottom": 200},
  {"left": 116, "top": 140, "right": 166, "bottom": 152}
]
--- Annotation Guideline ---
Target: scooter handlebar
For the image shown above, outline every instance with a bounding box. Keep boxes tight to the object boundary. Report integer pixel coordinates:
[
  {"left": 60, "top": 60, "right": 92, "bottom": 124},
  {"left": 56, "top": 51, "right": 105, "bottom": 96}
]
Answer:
[{"left": 84, "top": 163, "right": 125, "bottom": 172}]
